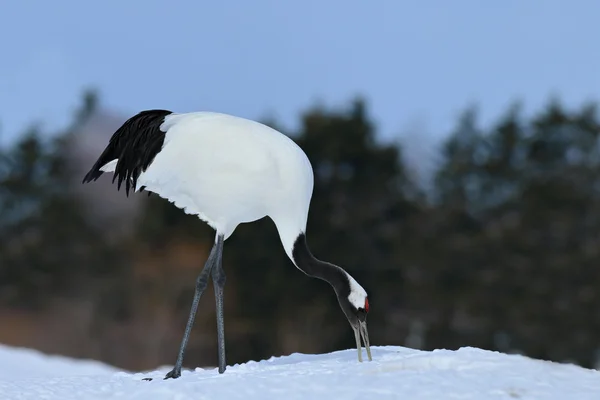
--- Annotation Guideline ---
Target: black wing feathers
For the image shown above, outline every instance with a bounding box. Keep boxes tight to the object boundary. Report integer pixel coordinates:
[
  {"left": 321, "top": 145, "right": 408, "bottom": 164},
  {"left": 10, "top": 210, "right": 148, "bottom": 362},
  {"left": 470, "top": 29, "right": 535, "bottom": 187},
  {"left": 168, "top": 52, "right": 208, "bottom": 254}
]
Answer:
[{"left": 82, "top": 109, "right": 173, "bottom": 196}]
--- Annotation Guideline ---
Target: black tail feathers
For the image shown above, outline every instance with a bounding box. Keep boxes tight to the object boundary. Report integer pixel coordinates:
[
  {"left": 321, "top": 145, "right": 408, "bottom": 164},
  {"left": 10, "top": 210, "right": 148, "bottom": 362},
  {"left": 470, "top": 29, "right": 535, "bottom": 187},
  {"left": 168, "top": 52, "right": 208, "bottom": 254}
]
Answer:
[{"left": 82, "top": 109, "right": 173, "bottom": 196}]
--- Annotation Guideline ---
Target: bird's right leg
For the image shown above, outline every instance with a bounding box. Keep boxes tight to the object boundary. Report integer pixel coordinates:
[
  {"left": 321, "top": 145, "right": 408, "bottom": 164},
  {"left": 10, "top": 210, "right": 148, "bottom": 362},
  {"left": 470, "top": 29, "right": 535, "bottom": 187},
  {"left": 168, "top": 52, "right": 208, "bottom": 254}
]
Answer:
[
  {"left": 162, "top": 238, "right": 221, "bottom": 380},
  {"left": 211, "top": 235, "right": 226, "bottom": 374}
]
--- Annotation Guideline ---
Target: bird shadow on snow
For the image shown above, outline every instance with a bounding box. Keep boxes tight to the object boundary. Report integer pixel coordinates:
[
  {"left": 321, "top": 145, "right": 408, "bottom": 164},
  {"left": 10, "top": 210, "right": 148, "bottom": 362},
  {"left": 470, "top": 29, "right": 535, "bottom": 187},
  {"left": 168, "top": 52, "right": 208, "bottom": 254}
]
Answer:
[{"left": 133, "top": 346, "right": 438, "bottom": 381}]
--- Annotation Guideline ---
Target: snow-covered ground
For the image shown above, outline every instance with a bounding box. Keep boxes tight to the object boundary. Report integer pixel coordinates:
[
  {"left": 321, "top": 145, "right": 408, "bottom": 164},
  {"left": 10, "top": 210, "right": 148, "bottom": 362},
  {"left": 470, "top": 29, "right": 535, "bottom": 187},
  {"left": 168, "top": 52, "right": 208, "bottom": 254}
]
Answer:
[{"left": 1, "top": 343, "right": 599, "bottom": 400}]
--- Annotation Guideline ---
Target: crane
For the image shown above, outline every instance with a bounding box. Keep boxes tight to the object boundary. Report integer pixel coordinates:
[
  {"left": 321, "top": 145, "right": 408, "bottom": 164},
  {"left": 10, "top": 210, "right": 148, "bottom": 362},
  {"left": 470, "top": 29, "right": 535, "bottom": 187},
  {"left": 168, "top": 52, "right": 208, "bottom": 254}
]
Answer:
[{"left": 82, "top": 109, "right": 372, "bottom": 379}]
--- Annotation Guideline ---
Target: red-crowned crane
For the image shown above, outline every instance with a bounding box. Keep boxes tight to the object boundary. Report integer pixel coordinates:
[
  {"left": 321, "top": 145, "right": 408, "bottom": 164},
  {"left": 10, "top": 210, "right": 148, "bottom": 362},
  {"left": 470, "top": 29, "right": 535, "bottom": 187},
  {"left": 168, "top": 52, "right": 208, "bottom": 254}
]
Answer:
[{"left": 82, "top": 109, "right": 371, "bottom": 379}]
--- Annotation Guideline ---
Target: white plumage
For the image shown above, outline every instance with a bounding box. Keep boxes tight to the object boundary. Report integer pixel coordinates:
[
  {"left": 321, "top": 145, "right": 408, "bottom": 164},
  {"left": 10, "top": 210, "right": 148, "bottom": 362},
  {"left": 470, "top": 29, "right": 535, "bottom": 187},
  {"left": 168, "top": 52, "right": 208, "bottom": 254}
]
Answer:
[
  {"left": 100, "top": 112, "right": 313, "bottom": 261},
  {"left": 83, "top": 109, "right": 371, "bottom": 380}
]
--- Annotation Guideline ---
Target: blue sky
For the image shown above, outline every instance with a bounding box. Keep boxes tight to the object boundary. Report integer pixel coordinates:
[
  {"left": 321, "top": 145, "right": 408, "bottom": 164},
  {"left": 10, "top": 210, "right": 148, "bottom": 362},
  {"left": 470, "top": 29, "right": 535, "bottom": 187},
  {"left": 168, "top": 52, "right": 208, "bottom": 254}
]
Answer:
[{"left": 1, "top": 0, "right": 598, "bottom": 146}]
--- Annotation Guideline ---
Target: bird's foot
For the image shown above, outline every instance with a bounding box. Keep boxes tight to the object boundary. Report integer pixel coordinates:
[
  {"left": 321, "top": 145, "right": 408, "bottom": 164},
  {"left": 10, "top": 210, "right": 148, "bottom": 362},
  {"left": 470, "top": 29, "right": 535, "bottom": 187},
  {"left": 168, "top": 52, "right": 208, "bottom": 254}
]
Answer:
[
  {"left": 140, "top": 367, "right": 181, "bottom": 381},
  {"left": 164, "top": 367, "right": 182, "bottom": 380}
]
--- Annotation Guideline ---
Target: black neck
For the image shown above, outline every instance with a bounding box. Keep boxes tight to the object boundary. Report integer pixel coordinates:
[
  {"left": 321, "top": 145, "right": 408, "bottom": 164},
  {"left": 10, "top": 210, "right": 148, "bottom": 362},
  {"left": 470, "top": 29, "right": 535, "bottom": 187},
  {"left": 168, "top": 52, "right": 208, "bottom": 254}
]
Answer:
[{"left": 291, "top": 233, "right": 351, "bottom": 299}]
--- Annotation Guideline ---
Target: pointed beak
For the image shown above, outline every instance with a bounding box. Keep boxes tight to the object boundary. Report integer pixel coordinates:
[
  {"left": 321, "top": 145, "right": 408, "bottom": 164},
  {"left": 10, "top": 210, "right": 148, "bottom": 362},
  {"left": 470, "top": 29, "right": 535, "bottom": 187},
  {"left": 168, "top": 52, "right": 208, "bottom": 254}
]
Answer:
[{"left": 353, "top": 320, "right": 372, "bottom": 362}]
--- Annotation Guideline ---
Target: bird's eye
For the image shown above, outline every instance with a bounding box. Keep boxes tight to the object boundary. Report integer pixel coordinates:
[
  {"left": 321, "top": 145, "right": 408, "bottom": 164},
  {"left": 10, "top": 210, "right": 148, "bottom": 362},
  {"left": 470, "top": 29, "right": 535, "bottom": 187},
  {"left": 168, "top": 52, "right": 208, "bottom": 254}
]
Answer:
[{"left": 356, "top": 306, "right": 367, "bottom": 322}]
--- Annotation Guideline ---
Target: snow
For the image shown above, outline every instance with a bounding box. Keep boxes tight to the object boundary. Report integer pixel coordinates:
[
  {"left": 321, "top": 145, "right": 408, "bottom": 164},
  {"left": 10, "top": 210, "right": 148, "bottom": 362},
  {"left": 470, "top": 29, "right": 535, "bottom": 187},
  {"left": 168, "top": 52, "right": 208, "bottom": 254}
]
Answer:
[{"left": 1, "top": 344, "right": 599, "bottom": 400}]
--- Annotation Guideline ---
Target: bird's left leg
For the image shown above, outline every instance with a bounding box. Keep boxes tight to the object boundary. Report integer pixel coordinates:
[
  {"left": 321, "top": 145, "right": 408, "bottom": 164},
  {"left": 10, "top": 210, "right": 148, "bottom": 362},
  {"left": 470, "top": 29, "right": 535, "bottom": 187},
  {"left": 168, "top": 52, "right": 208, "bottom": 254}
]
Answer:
[{"left": 211, "top": 235, "right": 227, "bottom": 374}]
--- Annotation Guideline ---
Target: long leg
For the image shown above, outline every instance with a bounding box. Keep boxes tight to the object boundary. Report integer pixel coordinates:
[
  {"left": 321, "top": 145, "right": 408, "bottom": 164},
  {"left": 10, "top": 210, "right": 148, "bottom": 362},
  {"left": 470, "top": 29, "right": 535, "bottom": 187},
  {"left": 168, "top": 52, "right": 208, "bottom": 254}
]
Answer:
[
  {"left": 162, "top": 235, "right": 224, "bottom": 380},
  {"left": 211, "top": 234, "right": 226, "bottom": 373}
]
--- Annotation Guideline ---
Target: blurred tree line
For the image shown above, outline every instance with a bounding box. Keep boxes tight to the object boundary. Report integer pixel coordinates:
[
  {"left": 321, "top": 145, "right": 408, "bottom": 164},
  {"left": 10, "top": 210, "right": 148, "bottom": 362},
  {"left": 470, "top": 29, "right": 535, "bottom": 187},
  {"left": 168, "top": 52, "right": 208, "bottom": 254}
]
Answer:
[{"left": 0, "top": 92, "right": 599, "bottom": 370}]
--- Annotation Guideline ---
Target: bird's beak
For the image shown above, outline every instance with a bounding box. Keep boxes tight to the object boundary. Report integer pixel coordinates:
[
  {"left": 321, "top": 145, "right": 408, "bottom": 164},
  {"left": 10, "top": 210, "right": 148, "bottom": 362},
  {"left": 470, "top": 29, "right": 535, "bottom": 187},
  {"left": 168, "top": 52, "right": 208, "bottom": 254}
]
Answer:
[{"left": 353, "top": 320, "right": 372, "bottom": 362}]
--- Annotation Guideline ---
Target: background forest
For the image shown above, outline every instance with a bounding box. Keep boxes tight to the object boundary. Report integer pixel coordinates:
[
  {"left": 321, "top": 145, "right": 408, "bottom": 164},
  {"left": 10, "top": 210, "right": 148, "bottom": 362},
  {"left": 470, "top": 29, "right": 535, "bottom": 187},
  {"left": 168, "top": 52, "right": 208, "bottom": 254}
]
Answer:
[{"left": 1, "top": 91, "right": 599, "bottom": 371}]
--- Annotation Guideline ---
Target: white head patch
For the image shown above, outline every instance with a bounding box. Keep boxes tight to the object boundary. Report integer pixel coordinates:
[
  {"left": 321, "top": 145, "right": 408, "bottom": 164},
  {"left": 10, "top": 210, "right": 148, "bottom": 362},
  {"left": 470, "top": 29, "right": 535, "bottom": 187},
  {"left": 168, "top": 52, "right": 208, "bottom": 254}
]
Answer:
[{"left": 346, "top": 273, "right": 368, "bottom": 310}]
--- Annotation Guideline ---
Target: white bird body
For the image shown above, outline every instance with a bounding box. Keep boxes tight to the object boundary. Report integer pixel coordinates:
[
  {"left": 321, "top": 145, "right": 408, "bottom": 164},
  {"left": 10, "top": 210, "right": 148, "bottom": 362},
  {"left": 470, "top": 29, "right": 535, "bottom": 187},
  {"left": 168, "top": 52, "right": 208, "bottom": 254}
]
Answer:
[
  {"left": 100, "top": 112, "right": 313, "bottom": 261},
  {"left": 83, "top": 108, "right": 371, "bottom": 379}
]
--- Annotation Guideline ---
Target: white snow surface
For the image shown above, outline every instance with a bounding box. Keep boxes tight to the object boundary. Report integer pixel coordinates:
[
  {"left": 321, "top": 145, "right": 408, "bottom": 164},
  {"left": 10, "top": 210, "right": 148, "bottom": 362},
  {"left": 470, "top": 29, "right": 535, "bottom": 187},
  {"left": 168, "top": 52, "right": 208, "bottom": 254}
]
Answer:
[{"left": 1, "top": 344, "right": 599, "bottom": 400}]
